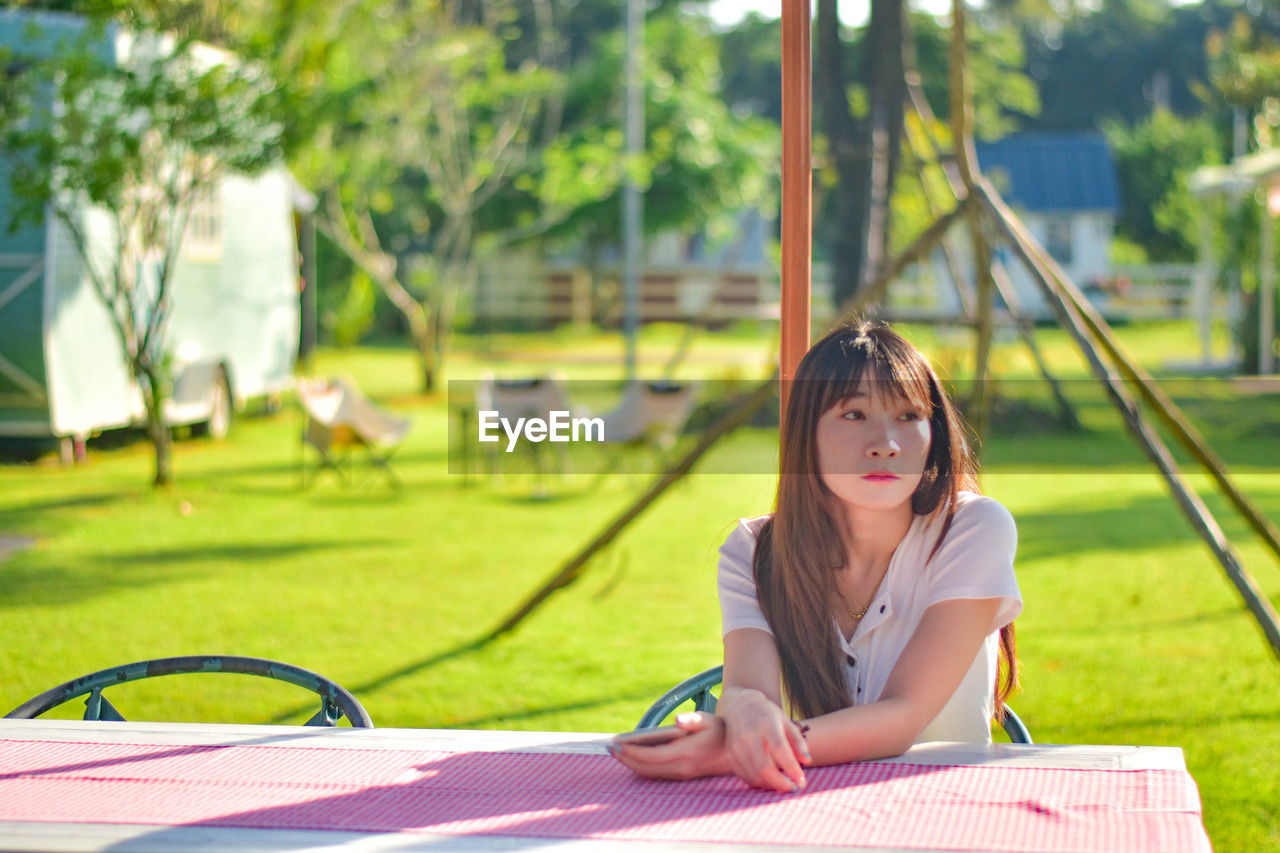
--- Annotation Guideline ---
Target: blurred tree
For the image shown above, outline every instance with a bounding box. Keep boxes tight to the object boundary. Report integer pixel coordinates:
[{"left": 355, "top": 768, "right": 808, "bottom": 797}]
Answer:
[
  {"left": 283, "top": 0, "right": 607, "bottom": 391},
  {"left": 808, "top": 3, "right": 1036, "bottom": 303},
  {"left": 717, "top": 12, "right": 782, "bottom": 125},
  {"left": 1105, "top": 108, "right": 1222, "bottom": 261},
  {"left": 1017, "top": 0, "right": 1241, "bottom": 132},
  {"left": 815, "top": 0, "right": 905, "bottom": 308},
  {"left": 908, "top": 11, "right": 1038, "bottom": 142},
  {"left": 536, "top": 7, "right": 779, "bottom": 290},
  {"left": 1205, "top": 10, "right": 1280, "bottom": 373},
  {"left": 0, "top": 20, "right": 282, "bottom": 486},
  {"left": 1207, "top": 10, "right": 1280, "bottom": 151}
]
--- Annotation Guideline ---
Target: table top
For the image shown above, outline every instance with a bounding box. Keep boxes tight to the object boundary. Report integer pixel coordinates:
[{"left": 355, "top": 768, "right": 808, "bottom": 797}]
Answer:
[{"left": 0, "top": 719, "right": 1210, "bottom": 853}]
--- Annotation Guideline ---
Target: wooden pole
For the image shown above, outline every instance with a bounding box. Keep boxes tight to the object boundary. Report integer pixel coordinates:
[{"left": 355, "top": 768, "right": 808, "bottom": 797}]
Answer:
[
  {"left": 780, "top": 0, "right": 812, "bottom": 420},
  {"left": 621, "top": 0, "right": 644, "bottom": 381},
  {"left": 988, "top": 262, "right": 1083, "bottom": 430},
  {"left": 947, "top": 0, "right": 996, "bottom": 440},
  {"left": 1193, "top": 206, "right": 1214, "bottom": 365}
]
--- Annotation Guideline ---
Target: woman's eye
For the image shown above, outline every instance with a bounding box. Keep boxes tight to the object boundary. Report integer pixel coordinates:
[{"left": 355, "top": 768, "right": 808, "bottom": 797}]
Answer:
[
  {"left": 899, "top": 411, "right": 923, "bottom": 421},
  {"left": 841, "top": 410, "right": 865, "bottom": 421}
]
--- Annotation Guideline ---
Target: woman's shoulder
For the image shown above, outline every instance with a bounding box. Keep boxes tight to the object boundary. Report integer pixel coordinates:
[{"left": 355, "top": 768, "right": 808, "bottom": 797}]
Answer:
[
  {"left": 717, "top": 514, "right": 772, "bottom": 583},
  {"left": 951, "top": 491, "right": 1015, "bottom": 527},
  {"left": 921, "top": 491, "right": 1016, "bottom": 547},
  {"left": 940, "top": 490, "right": 1017, "bottom": 553},
  {"left": 719, "top": 514, "right": 772, "bottom": 559},
  {"left": 722, "top": 514, "right": 772, "bottom": 546}
]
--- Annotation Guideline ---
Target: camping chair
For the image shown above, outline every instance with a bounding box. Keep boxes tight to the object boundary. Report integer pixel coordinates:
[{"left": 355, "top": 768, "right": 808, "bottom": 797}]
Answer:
[
  {"left": 635, "top": 665, "right": 1033, "bottom": 744},
  {"left": 595, "top": 380, "right": 698, "bottom": 473},
  {"left": 4, "top": 655, "right": 373, "bottom": 727},
  {"left": 297, "top": 375, "right": 411, "bottom": 487},
  {"left": 474, "top": 372, "right": 576, "bottom": 492}
]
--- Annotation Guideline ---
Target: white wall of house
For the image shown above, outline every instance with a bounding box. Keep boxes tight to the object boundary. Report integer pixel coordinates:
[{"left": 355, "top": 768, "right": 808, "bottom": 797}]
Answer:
[{"left": 998, "top": 209, "right": 1116, "bottom": 317}]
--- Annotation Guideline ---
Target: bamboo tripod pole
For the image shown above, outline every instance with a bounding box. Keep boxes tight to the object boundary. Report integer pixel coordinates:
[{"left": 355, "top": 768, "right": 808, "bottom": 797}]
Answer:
[
  {"left": 948, "top": 0, "right": 996, "bottom": 440},
  {"left": 979, "top": 182, "right": 1280, "bottom": 662},
  {"left": 980, "top": 186, "right": 1280, "bottom": 566},
  {"left": 484, "top": 374, "right": 778, "bottom": 641},
  {"left": 902, "top": 80, "right": 1081, "bottom": 431},
  {"left": 901, "top": 124, "right": 975, "bottom": 317}
]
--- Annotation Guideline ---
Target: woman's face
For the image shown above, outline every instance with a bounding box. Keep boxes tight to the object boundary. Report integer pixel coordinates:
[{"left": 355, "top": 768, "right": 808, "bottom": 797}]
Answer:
[{"left": 814, "top": 380, "right": 932, "bottom": 514}]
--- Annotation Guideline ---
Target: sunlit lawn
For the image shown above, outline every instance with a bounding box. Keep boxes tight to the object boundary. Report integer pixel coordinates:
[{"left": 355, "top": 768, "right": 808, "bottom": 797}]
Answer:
[{"left": 1, "top": 319, "right": 1277, "bottom": 850}]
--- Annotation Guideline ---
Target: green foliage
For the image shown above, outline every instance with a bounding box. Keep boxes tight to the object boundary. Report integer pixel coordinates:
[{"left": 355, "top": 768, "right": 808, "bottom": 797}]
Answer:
[
  {"left": 1109, "top": 235, "right": 1150, "bottom": 265},
  {"left": 541, "top": 8, "right": 779, "bottom": 251},
  {"left": 2, "top": 30, "right": 281, "bottom": 234},
  {"left": 1207, "top": 11, "right": 1280, "bottom": 150},
  {"left": 1018, "top": 0, "right": 1217, "bottom": 132},
  {"left": 909, "top": 12, "right": 1040, "bottom": 140},
  {"left": 324, "top": 269, "right": 377, "bottom": 348},
  {"left": 0, "top": 11, "right": 283, "bottom": 484},
  {"left": 1105, "top": 108, "right": 1222, "bottom": 262},
  {"left": 279, "top": 0, "right": 626, "bottom": 381},
  {"left": 715, "top": 12, "right": 782, "bottom": 124},
  {"left": 290, "top": 0, "right": 577, "bottom": 246}
]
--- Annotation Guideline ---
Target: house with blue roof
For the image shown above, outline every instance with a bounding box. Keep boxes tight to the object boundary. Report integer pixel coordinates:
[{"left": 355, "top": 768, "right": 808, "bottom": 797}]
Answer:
[{"left": 975, "top": 132, "right": 1121, "bottom": 318}]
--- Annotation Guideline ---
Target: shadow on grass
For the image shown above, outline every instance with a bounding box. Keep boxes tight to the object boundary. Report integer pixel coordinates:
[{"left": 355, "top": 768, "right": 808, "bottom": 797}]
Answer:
[
  {"left": 0, "top": 492, "right": 125, "bottom": 536},
  {"left": 0, "top": 539, "right": 392, "bottom": 608},
  {"left": 5, "top": 492, "right": 123, "bottom": 515},
  {"left": 266, "top": 638, "right": 490, "bottom": 725},
  {"left": 1053, "top": 706, "right": 1280, "bottom": 739},
  {"left": 1012, "top": 492, "right": 1202, "bottom": 560},
  {"left": 93, "top": 539, "right": 396, "bottom": 567},
  {"left": 268, "top": 634, "right": 678, "bottom": 731},
  {"left": 0, "top": 562, "right": 205, "bottom": 609},
  {"left": 1029, "top": 607, "right": 1247, "bottom": 639},
  {"left": 267, "top": 636, "right": 661, "bottom": 730},
  {"left": 433, "top": 687, "right": 657, "bottom": 730}
]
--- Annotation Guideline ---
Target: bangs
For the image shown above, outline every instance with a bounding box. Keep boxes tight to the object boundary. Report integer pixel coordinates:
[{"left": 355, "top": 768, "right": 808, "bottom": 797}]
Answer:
[{"left": 809, "top": 331, "right": 935, "bottom": 416}]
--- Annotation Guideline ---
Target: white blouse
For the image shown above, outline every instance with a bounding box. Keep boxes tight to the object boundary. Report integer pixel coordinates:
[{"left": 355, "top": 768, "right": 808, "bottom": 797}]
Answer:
[{"left": 717, "top": 491, "right": 1022, "bottom": 743}]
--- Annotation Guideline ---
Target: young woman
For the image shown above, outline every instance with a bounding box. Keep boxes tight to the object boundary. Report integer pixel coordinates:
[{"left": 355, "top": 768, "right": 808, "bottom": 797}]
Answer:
[{"left": 610, "top": 320, "right": 1020, "bottom": 792}]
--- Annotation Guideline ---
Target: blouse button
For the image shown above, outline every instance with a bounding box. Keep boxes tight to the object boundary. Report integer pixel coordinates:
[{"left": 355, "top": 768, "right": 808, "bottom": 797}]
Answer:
[
  {"left": 879, "top": 605, "right": 886, "bottom": 614},
  {"left": 845, "top": 654, "right": 856, "bottom": 667}
]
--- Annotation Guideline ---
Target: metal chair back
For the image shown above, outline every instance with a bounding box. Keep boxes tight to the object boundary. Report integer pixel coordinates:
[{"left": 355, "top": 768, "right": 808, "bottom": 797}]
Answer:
[
  {"left": 636, "top": 665, "right": 1032, "bottom": 744},
  {"left": 5, "top": 655, "right": 374, "bottom": 728}
]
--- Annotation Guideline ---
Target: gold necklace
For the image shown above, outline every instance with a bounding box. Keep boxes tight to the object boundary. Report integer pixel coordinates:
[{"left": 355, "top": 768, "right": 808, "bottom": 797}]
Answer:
[{"left": 839, "top": 591, "right": 872, "bottom": 623}]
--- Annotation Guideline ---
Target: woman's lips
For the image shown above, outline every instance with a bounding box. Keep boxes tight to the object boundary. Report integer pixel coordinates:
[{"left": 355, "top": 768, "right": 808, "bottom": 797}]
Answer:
[{"left": 862, "top": 472, "right": 900, "bottom": 482}]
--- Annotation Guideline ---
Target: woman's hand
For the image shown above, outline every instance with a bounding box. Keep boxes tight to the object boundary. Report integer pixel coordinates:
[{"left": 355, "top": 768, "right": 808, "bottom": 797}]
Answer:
[
  {"left": 609, "top": 712, "right": 732, "bottom": 781},
  {"left": 717, "top": 687, "right": 811, "bottom": 792}
]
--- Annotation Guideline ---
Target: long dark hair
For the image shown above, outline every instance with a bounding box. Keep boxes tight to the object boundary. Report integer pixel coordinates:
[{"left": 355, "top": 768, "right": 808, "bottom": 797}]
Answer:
[{"left": 753, "top": 319, "right": 1017, "bottom": 721}]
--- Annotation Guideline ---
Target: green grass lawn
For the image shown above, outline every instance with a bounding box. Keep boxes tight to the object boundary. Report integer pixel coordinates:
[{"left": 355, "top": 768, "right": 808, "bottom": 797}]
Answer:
[{"left": 1, "top": 319, "right": 1277, "bottom": 849}]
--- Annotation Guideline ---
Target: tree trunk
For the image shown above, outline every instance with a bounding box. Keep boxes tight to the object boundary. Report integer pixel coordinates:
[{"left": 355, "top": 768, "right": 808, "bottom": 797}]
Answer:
[
  {"left": 815, "top": 0, "right": 907, "bottom": 308},
  {"left": 409, "top": 306, "right": 438, "bottom": 393},
  {"left": 863, "top": 1, "right": 907, "bottom": 288},
  {"left": 815, "top": 0, "right": 862, "bottom": 307},
  {"left": 138, "top": 364, "right": 174, "bottom": 487}
]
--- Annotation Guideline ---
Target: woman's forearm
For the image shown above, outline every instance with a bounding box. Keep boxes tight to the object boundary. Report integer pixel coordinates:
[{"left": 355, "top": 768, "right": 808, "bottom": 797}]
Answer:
[{"left": 801, "top": 698, "right": 919, "bottom": 766}]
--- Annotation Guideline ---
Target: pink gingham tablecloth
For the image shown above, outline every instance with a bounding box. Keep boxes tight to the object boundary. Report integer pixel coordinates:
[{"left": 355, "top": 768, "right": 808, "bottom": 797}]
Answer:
[{"left": 0, "top": 738, "right": 1210, "bottom": 852}]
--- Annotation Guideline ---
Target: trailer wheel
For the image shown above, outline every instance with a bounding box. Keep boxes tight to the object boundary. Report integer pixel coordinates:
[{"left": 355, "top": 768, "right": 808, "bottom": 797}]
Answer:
[{"left": 197, "top": 368, "right": 233, "bottom": 440}]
